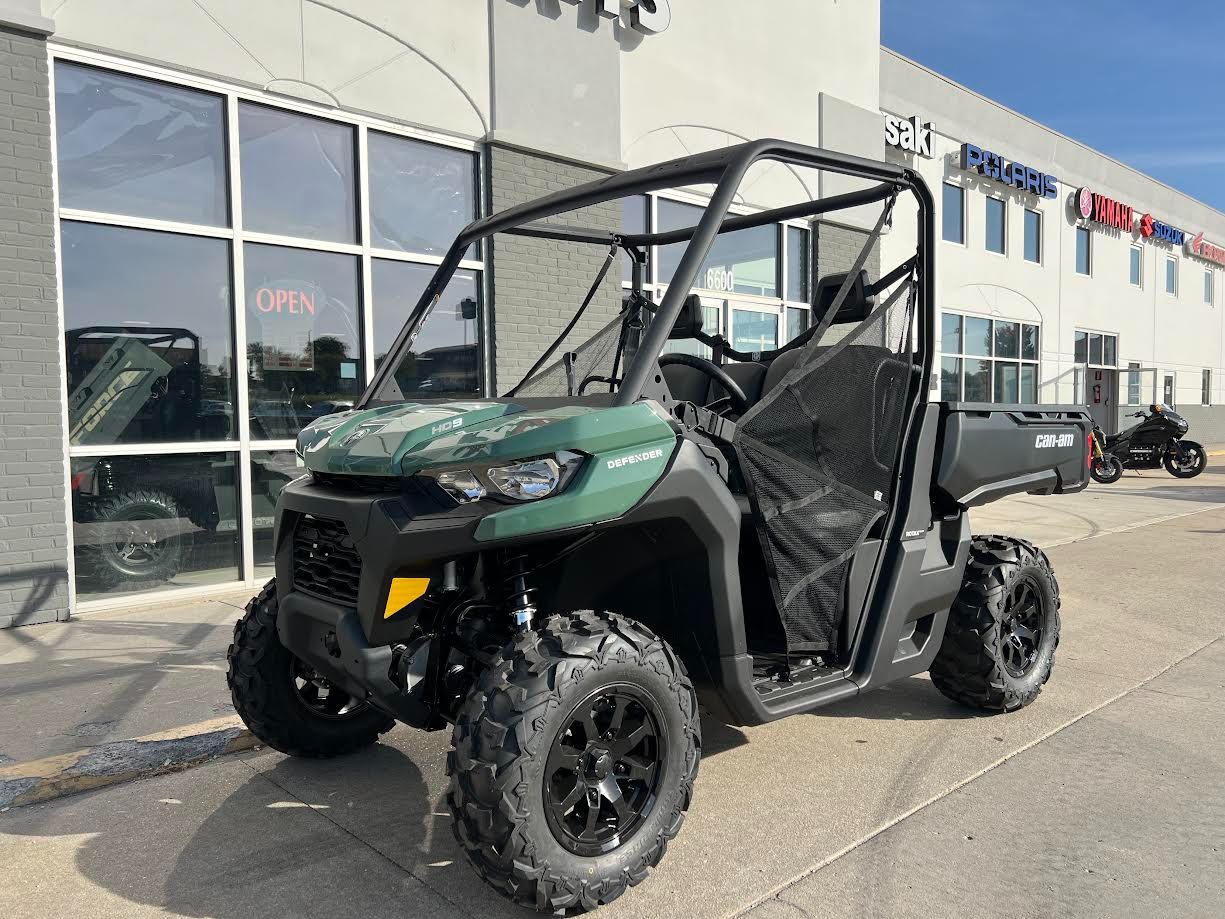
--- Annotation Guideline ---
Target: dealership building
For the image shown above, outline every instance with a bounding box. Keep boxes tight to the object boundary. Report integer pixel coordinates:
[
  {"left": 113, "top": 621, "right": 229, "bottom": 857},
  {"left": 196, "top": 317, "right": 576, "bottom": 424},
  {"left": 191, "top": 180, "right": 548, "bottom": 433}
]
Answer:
[{"left": 1, "top": 0, "right": 1223, "bottom": 625}]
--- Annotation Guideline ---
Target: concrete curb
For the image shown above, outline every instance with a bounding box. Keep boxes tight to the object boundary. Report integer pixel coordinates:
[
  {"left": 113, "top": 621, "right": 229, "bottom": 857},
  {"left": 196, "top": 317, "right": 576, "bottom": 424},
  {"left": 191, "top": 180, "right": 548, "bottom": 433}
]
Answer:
[{"left": 0, "top": 716, "right": 258, "bottom": 810}]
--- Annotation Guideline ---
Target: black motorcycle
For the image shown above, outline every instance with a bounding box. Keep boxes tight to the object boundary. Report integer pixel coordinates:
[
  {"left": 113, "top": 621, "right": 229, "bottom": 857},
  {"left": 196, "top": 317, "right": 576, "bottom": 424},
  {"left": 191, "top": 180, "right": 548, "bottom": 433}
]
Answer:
[{"left": 1090, "top": 403, "right": 1207, "bottom": 483}]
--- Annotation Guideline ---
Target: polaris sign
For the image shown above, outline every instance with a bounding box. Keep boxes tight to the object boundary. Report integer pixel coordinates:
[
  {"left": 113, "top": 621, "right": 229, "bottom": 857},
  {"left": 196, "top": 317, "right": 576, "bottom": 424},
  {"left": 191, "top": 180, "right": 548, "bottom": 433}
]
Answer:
[
  {"left": 960, "top": 143, "right": 1058, "bottom": 199},
  {"left": 884, "top": 114, "right": 934, "bottom": 158}
]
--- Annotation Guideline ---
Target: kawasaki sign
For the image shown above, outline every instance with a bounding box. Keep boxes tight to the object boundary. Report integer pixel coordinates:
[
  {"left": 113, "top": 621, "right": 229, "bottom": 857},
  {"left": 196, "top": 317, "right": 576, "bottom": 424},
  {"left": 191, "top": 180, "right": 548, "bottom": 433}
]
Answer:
[{"left": 884, "top": 114, "right": 935, "bottom": 158}]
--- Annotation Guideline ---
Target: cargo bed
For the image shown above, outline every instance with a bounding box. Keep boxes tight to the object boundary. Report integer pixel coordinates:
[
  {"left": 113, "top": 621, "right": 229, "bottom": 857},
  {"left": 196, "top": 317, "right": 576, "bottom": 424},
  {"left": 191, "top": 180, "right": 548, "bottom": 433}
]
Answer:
[{"left": 935, "top": 403, "right": 1092, "bottom": 507}]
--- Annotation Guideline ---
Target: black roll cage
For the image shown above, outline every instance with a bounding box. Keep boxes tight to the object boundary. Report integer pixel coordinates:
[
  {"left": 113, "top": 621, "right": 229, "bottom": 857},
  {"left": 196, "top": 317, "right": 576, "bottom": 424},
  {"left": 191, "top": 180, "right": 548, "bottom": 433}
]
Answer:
[{"left": 361, "top": 138, "right": 936, "bottom": 409}]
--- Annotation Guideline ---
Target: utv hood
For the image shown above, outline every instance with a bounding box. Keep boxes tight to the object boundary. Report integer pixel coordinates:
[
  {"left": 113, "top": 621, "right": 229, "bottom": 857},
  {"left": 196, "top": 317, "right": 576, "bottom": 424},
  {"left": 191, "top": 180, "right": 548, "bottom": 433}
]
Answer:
[{"left": 296, "top": 401, "right": 676, "bottom": 477}]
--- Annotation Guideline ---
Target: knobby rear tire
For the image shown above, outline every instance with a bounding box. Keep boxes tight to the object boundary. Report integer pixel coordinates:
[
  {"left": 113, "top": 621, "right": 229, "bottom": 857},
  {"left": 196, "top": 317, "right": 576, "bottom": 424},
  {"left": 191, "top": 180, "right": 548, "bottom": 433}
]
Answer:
[{"left": 930, "top": 536, "right": 1060, "bottom": 713}]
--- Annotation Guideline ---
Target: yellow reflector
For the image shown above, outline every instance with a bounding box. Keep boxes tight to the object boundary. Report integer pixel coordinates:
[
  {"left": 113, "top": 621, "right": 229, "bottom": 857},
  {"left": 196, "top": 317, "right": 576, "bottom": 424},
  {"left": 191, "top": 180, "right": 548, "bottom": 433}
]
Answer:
[{"left": 383, "top": 577, "right": 430, "bottom": 619}]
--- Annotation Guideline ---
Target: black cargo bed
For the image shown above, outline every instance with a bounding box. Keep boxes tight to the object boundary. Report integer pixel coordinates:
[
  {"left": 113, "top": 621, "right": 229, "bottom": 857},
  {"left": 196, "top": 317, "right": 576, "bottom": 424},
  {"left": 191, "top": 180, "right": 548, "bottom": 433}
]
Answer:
[{"left": 934, "top": 403, "right": 1092, "bottom": 507}]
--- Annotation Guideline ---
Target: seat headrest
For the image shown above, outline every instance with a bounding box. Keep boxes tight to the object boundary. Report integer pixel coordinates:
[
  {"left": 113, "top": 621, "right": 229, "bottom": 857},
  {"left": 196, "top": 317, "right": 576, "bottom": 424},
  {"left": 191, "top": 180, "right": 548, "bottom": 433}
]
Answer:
[
  {"left": 814, "top": 270, "right": 874, "bottom": 325},
  {"left": 668, "top": 294, "right": 705, "bottom": 340}
]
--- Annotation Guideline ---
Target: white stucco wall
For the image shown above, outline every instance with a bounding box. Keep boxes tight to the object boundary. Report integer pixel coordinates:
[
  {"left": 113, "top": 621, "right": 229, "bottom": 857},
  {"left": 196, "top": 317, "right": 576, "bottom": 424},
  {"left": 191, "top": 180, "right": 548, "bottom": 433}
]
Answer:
[{"left": 880, "top": 49, "right": 1225, "bottom": 415}]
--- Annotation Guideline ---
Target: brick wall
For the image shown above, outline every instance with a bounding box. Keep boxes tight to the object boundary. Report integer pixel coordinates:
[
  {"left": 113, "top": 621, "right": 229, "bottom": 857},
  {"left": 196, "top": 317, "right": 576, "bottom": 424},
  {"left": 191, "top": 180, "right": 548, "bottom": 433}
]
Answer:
[
  {"left": 486, "top": 144, "right": 621, "bottom": 393},
  {"left": 0, "top": 25, "right": 69, "bottom": 627},
  {"left": 813, "top": 220, "right": 885, "bottom": 346}
]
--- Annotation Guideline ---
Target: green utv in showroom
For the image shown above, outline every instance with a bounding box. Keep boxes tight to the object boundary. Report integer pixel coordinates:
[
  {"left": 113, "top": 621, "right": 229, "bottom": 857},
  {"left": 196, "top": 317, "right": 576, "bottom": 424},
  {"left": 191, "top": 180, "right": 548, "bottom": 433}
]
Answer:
[{"left": 228, "top": 140, "right": 1091, "bottom": 912}]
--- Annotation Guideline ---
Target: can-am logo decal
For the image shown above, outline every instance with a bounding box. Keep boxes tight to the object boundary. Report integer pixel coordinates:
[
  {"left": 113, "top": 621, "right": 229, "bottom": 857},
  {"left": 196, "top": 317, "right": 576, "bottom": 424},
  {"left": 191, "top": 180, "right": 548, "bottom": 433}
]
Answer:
[
  {"left": 1035, "top": 433, "right": 1075, "bottom": 449},
  {"left": 884, "top": 114, "right": 935, "bottom": 158},
  {"left": 607, "top": 448, "right": 665, "bottom": 469},
  {"left": 341, "top": 422, "right": 387, "bottom": 446}
]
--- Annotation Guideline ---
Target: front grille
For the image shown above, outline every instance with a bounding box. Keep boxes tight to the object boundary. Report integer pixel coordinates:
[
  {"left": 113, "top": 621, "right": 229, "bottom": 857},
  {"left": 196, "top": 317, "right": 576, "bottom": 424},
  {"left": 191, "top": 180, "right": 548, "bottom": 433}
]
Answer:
[
  {"left": 293, "top": 515, "right": 362, "bottom": 605},
  {"left": 313, "top": 472, "right": 407, "bottom": 493}
]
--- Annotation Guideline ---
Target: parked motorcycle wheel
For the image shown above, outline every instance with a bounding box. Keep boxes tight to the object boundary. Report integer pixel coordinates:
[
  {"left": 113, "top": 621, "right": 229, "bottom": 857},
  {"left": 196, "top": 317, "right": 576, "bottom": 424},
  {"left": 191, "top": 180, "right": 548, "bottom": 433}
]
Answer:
[
  {"left": 1090, "top": 454, "right": 1124, "bottom": 484},
  {"left": 1164, "top": 441, "right": 1207, "bottom": 479}
]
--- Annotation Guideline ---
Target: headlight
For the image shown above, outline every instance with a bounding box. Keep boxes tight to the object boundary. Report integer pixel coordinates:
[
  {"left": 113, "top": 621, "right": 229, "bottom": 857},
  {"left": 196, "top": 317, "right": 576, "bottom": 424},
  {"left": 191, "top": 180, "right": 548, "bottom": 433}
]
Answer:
[
  {"left": 434, "top": 470, "right": 486, "bottom": 504},
  {"left": 488, "top": 458, "right": 561, "bottom": 500},
  {"left": 422, "top": 452, "right": 583, "bottom": 506}
]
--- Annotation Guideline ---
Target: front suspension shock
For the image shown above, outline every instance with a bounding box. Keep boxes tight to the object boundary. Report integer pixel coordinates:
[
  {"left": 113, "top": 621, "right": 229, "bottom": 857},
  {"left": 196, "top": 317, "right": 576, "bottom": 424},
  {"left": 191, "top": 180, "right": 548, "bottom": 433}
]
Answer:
[{"left": 500, "top": 552, "right": 538, "bottom": 630}]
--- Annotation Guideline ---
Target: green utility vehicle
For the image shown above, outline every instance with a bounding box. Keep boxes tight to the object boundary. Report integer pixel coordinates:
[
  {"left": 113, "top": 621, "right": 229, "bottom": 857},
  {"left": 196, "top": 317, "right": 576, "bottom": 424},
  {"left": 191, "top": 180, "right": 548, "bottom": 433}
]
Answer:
[{"left": 228, "top": 140, "right": 1092, "bottom": 912}]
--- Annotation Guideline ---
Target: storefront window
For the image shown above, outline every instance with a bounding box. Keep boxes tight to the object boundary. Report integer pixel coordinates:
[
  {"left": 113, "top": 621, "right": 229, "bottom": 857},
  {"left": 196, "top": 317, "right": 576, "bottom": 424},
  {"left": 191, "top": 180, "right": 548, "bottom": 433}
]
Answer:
[
  {"left": 54, "top": 62, "right": 228, "bottom": 226},
  {"left": 62, "top": 222, "right": 235, "bottom": 445},
  {"left": 942, "top": 311, "right": 1040, "bottom": 405},
  {"left": 731, "top": 308, "right": 778, "bottom": 353},
  {"left": 372, "top": 259, "right": 481, "bottom": 397},
  {"left": 786, "top": 306, "right": 809, "bottom": 344},
  {"left": 70, "top": 451, "right": 239, "bottom": 602},
  {"left": 245, "top": 244, "right": 362, "bottom": 439},
  {"left": 251, "top": 449, "right": 299, "bottom": 578},
  {"left": 620, "top": 195, "right": 649, "bottom": 282},
  {"left": 238, "top": 103, "right": 357, "bottom": 243},
  {"left": 53, "top": 56, "right": 486, "bottom": 608},
  {"left": 656, "top": 199, "right": 777, "bottom": 297},
  {"left": 786, "top": 226, "right": 810, "bottom": 302},
  {"left": 368, "top": 131, "right": 477, "bottom": 255}
]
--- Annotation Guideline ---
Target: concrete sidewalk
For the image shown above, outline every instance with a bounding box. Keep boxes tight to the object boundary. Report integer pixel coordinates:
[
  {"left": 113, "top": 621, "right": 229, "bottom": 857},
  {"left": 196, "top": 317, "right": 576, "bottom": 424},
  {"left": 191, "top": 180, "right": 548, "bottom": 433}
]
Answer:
[
  {"left": 1, "top": 458, "right": 1223, "bottom": 801},
  {"left": 2, "top": 503, "right": 1223, "bottom": 919}
]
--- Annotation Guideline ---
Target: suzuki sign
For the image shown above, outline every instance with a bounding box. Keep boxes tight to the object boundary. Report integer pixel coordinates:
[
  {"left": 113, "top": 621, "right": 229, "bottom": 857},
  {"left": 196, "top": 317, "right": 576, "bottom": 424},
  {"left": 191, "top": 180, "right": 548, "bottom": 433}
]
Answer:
[{"left": 884, "top": 114, "right": 934, "bottom": 158}]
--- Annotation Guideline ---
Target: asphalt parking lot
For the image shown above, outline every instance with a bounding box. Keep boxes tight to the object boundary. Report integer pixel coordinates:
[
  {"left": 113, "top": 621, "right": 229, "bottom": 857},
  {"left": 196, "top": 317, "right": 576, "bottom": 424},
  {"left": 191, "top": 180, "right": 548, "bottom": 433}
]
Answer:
[{"left": 2, "top": 463, "right": 1224, "bottom": 919}]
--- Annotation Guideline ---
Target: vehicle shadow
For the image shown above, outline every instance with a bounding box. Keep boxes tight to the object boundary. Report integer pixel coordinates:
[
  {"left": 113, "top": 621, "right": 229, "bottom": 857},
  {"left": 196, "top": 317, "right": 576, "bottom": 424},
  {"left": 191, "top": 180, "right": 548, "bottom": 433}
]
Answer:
[
  {"left": 817, "top": 674, "right": 988, "bottom": 722},
  {"left": 0, "top": 711, "right": 751, "bottom": 919}
]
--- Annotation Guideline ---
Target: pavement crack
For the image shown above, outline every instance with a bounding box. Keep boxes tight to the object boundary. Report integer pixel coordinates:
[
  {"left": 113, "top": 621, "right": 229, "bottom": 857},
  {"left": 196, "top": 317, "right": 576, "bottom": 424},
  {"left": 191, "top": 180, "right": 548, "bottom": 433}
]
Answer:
[
  {"left": 236, "top": 758, "right": 480, "bottom": 918},
  {"left": 731, "top": 631, "right": 1225, "bottom": 918}
]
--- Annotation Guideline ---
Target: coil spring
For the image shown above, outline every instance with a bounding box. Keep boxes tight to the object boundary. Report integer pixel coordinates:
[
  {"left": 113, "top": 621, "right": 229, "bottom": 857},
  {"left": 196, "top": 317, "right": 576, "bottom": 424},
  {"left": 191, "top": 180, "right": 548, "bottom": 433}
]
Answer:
[{"left": 501, "top": 552, "right": 538, "bottom": 629}]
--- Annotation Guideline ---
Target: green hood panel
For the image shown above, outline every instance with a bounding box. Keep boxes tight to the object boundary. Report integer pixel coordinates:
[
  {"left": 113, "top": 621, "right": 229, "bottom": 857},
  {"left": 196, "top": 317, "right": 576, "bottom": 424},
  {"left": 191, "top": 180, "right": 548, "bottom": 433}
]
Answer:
[
  {"left": 474, "top": 434, "right": 677, "bottom": 542},
  {"left": 299, "top": 401, "right": 676, "bottom": 480},
  {"left": 298, "top": 402, "right": 523, "bottom": 476}
]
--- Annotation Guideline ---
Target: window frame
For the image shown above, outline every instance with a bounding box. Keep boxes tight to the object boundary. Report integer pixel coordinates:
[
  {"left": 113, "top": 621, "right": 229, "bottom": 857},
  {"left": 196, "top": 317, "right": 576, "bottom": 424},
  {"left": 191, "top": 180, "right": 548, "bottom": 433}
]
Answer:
[
  {"left": 1023, "top": 207, "right": 1041, "bottom": 265},
  {"left": 939, "top": 310, "right": 1040, "bottom": 404},
  {"left": 984, "top": 195, "right": 1006, "bottom": 256},
  {"left": 942, "top": 182, "right": 966, "bottom": 246},
  {"left": 1166, "top": 256, "right": 1179, "bottom": 296},
  {"left": 1129, "top": 245, "right": 1143, "bottom": 288},
  {"left": 1075, "top": 226, "right": 1092, "bottom": 276},
  {"left": 1205, "top": 269, "right": 1215, "bottom": 306},
  {"left": 1203, "top": 368, "right": 1212, "bottom": 406},
  {"left": 49, "top": 45, "right": 487, "bottom": 609}
]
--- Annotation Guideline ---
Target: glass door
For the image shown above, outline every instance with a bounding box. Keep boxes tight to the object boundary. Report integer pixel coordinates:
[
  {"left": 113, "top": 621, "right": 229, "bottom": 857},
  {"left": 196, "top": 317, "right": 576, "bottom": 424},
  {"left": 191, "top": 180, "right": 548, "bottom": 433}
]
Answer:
[{"left": 727, "top": 299, "right": 784, "bottom": 355}]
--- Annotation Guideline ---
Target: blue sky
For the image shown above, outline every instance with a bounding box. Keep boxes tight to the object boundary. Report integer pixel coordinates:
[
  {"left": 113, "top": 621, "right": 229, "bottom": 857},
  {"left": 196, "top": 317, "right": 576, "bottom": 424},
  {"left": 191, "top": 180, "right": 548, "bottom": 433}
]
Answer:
[{"left": 881, "top": 0, "right": 1225, "bottom": 211}]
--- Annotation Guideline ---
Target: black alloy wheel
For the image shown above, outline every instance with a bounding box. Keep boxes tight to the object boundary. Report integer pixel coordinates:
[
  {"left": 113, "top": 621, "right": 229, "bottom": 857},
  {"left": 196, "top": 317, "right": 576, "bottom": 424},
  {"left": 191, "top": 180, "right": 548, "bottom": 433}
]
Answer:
[
  {"left": 1091, "top": 454, "right": 1124, "bottom": 484},
  {"left": 1165, "top": 443, "right": 1207, "bottom": 478},
  {"left": 929, "top": 535, "right": 1061, "bottom": 713},
  {"left": 543, "top": 685, "right": 665, "bottom": 857},
  {"left": 999, "top": 576, "right": 1045, "bottom": 678},
  {"left": 291, "top": 657, "right": 367, "bottom": 720}
]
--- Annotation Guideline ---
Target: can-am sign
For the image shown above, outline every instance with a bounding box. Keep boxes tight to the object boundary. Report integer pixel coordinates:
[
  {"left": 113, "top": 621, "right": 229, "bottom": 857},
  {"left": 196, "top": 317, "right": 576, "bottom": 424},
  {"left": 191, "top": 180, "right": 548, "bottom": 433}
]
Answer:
[
  {"left": 884, "top": 114, "right": 934, "bottom": 158},
  {"left": 554, "top": 0, "right": 671, "bottom": 34},
  {"left": 960, "top": 143, "right": 1058, "bottom": 198}
]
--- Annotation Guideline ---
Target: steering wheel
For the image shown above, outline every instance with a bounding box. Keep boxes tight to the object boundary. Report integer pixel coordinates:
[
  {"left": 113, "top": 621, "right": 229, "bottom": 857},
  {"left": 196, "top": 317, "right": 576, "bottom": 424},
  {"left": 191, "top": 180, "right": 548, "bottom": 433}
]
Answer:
[{"left": 658, "top": 353, "right": 750, "bottom": 416}]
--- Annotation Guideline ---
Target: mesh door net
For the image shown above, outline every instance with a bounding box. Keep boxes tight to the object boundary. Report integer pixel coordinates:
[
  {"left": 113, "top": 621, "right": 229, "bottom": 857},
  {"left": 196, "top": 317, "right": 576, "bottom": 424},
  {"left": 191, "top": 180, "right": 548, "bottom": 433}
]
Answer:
[{"left": 733, "top": 264, "right": 917, "bottom": 655}]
